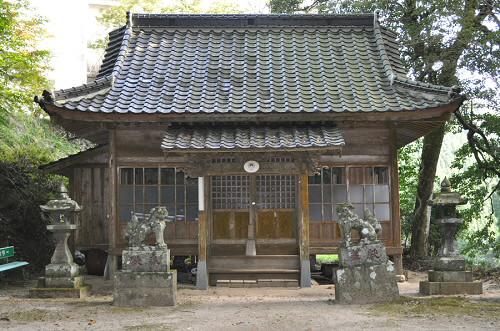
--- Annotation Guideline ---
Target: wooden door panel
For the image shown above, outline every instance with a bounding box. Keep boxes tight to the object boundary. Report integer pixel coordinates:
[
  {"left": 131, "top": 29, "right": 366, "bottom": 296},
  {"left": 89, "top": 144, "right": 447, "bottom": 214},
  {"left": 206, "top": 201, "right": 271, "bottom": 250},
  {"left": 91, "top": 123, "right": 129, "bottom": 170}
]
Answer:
[
  {"left": 257, "top": 210, "right": 295, "bottom": 239},
  {"left": 213, "top": 210, "right": 249, "bottom": 239}
]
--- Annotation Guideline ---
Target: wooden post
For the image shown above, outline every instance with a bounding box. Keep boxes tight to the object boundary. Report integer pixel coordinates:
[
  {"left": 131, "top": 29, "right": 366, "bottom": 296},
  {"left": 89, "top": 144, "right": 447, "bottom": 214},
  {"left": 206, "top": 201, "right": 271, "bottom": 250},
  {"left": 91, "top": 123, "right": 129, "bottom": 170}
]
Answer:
[
  {"left": 390, "top": 126, "right": 404, "bottom": 278},
  {"left": 298, "top": 174, "right": 311, "bottom": 287},
  {"left": 196, "top": 176, "right": 209, "bottom": 289},
  {"left": 105, "top": 128, "right": 118, "bottom": 280}
]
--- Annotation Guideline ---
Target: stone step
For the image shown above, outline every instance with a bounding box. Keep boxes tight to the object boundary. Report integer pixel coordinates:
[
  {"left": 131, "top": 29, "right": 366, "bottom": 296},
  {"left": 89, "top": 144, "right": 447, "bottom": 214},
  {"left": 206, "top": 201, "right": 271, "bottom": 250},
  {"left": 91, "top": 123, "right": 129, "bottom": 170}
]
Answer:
[
  {"left": 209, "top": 255, "right": 300, "bottom": 270},
  {"left": 216, "top": 279, "right": 299, "bottom": 288}
]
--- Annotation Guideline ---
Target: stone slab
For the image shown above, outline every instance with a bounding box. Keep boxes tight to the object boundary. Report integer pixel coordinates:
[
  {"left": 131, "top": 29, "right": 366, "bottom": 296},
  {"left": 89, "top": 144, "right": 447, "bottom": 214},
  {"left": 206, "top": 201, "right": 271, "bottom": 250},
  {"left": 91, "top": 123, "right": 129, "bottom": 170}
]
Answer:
[
  {"left": 335, "top": 262, "right": 399, "bottom": 304},
  {"left": 45, "top": 262, "right": 79, "bottom": 278},
  {"left": 113, "top": 271, "right": 176, "bottom": 307},
  {"left": 122, "top": 248, "right": 170, "bottom": 272},
  {"left": 339, "top": 243, "right": 388, "bottom": 268},
  {"left": 29, "top": 286, "right": 90, "bottom": 298},
  {"left": 114, "top": 270, "right": 176, "bottom": 288},
  {"left": 432, "top": 257, "right": 466, "bottom": 271},
  {"left": 428, "top": 271, "right": 473, "bottom": 283},
  {"left": 45, "top": 276, "right": 84, "bottom": 288},
  {"left": 419, "top": 281, "right": 483, "bottom": 295}
]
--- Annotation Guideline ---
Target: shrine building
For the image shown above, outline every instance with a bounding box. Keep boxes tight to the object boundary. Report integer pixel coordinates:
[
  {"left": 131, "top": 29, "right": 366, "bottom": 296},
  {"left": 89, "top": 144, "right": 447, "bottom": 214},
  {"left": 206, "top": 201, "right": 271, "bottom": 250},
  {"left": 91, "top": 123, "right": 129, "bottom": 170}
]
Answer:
[{"left": 36, "top": 13, "right": 464, "bottom": 288}]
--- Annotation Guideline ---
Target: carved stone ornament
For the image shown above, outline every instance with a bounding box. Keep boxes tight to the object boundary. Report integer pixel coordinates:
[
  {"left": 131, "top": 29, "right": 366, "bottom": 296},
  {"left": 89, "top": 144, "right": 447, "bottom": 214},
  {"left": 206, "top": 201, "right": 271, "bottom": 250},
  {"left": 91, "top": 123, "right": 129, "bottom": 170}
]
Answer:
[
  {"left": 336, "top": 203, "right": 382, "bottom": 247},
  {"left": 125, "top": 206, "right": 171, "bottom": 248}
]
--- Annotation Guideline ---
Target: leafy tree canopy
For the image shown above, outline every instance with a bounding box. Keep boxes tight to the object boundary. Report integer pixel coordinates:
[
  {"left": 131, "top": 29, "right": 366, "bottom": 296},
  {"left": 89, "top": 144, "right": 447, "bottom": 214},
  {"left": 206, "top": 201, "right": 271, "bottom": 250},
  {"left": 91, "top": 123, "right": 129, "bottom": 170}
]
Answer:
[
  {"left": 0, "top": 0, "right": 50, "bottom": 117},
  {"left": 0, "top": 0, "right": 83, "bottom": 164}
]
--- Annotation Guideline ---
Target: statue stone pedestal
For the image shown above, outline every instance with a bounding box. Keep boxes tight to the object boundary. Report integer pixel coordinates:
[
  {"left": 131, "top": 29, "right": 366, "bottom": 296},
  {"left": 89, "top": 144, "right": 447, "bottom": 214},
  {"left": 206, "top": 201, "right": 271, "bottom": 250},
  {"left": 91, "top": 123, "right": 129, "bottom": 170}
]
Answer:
[
  {"left": 336, "top": 242, "right": 399, "bottom": 304},
  {"left": 419, "top": 179, "right": 482, "bottom": 295},
  {"left": 334, "top": 204, "right": 399, "bottom": 304},
  {"left": 113, "top": 207, "right": 176, "bottom": 307},
  {"left": 114, "top": 246, "right": 176, "bottom": 306},
  {"left": 30, "top": 185, "right": 89, "bottom": 298}
]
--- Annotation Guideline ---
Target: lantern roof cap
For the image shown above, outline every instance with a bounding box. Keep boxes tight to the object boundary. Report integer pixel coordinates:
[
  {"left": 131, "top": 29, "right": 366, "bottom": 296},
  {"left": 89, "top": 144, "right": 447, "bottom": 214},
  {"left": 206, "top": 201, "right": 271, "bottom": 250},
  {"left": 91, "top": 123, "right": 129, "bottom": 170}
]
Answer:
[{"left": 429, "top": 177, "right": 467, "bottom": 206}]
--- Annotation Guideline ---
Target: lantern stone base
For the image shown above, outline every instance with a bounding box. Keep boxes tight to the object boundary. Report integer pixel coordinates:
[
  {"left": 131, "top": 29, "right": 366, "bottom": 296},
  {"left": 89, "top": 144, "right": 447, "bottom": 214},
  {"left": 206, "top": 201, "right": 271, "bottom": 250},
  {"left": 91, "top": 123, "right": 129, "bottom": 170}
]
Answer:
[
  {"left": 419, "top": 256, "right": 482, "bottom": 296},
  {"left": 419, "top": 280, "right": 483, "bottom": 295},
  {"left": 29, "top": 285, "right": 90, "bottom": 298},
  {"left": 113, "top": 270, "right": 177, "bottom": 307},
  {"left": 335, "top": 262, "right": 400, "bottom": 304},
  {"left": 29, "top": 264, "right": 88, "bottom": 299}
]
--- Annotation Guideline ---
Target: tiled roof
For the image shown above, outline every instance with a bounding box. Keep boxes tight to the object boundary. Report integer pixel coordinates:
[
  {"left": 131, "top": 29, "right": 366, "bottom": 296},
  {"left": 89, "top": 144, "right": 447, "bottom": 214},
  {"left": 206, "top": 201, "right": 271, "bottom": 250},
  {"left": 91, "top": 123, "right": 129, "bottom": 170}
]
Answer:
[
  {"left": 161, "top": 125, "right": 345, "bottom": 150},
  {"left": 40, "top": 13, "right": 460, "bottom": 115}
]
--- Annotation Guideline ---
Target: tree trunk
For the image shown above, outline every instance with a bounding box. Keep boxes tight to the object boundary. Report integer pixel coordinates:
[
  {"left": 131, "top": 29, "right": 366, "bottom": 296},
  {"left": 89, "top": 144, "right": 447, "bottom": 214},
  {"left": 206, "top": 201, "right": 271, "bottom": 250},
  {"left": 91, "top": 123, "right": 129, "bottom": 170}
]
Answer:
[{"left": 410, "top": 124, "right": 446, "bottom": 258}]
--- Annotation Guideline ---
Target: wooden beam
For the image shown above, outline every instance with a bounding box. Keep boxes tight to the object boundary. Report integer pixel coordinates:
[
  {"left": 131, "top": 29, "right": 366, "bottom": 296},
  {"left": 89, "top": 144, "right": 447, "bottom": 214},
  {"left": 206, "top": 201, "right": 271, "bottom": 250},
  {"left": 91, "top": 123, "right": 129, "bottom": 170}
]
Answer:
[
  {"left": 298, "top": 174, "right": 311, "bottom": 287},
  {"left": 389, "top": 125, "right": 404, "bottom": 276}
]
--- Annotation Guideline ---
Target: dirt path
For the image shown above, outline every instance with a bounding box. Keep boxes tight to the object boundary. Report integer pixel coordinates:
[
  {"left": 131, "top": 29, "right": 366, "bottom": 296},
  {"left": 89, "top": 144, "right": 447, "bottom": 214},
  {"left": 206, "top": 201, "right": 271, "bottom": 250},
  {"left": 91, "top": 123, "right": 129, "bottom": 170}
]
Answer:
[{"left": 0, "top": 272, "right": 499, "bottom": 330}]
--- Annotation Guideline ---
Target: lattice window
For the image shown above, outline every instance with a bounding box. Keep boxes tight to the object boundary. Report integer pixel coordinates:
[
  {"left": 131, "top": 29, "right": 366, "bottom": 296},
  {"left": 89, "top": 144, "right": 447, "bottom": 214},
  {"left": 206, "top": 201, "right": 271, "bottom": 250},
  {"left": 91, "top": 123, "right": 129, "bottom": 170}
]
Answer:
[
  {"left": 308, "top": 166, "right": 390, "bottom": 222},
  {"left": 211, "top": 175, "right": 250, "bottom": 209},
  {"left": 256, "top": 175, "right": 296, "bottom": 209},
  {"left": 119, "top": 167, "right": 198, "bottom": 222}
]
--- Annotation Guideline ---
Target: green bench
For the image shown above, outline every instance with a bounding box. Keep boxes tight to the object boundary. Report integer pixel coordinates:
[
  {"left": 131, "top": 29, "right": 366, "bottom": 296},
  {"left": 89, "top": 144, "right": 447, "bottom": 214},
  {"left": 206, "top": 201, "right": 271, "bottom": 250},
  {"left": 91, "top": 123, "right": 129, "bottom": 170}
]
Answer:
[{"left": 0, "top": 246, "right": 29, "bottom": 274}]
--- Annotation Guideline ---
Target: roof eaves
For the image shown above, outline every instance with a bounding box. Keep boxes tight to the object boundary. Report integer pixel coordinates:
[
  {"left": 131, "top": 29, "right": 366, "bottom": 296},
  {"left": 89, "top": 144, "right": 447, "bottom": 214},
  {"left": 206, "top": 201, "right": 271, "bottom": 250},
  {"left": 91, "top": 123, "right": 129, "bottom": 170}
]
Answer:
[
  {"left": 39, "top": 145, "right": 108, "bottom": 174},
  {"left": 38, "top": 75, "right": 113, "bottom": 108},
  {"left": 372, "top": 10, "right": 459, "bottom": 99}
]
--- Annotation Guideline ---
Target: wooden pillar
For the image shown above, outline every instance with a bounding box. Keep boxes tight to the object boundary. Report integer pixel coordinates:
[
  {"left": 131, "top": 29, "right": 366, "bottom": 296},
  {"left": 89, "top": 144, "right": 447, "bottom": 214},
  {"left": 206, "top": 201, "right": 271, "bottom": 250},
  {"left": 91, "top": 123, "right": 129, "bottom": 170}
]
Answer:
[
  {"left": 298, "top": 174, "right": 311, "bottom": 287},
  {"left": 196, "top": 176, "right": 209, "bottom": 289},
  {"left": 105, "top": 129, "right": 118, "bottom": 280},
  {"left": 390, "top": 126, "right": 404, "bottom": 278}
]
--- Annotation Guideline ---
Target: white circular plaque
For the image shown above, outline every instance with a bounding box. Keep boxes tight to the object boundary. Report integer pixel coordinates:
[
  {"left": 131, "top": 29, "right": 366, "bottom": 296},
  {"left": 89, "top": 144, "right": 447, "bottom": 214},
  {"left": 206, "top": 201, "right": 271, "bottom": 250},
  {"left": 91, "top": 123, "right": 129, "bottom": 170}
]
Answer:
[{"left": 243, "top": 160, "right": 260, "bottom": 173}]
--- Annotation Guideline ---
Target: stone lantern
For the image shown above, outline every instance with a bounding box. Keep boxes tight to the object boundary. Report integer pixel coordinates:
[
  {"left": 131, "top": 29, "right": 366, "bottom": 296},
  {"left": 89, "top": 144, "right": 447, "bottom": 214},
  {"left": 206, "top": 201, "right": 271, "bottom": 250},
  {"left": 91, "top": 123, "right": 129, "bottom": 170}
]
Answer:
[
  {"left": 432, "top": 177, "right": 467, "bottom": 259},
  {"left": 419, "top": 178, "right": 482, "bottom": 295},
  {"left": 30, "top": 183, "right": 89, "bottom": 298}
]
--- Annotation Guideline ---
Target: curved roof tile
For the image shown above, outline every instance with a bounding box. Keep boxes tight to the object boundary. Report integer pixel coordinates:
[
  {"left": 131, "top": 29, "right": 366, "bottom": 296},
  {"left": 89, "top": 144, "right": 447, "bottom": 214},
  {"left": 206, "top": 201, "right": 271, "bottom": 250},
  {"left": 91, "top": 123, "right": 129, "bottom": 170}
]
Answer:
[{"left": 41, "top": 13, "right": 461, "bottom": 115}]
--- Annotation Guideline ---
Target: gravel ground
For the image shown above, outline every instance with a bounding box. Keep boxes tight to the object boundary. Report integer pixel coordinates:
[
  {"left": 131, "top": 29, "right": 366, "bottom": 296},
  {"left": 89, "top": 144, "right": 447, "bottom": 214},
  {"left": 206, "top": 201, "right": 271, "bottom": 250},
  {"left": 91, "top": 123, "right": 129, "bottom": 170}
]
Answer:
[{"left": 0, "top": 271, "right": 498, "bottom": 330}]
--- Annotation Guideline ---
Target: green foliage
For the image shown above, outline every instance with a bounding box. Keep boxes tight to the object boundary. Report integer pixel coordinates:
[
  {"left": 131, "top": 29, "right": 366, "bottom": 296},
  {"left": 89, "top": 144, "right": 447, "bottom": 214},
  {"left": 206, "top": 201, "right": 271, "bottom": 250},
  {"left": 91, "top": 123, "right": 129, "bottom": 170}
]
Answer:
[
  {"left": 0, "top": 111, "right": 84, "bottom": 165},
  {"left": 0, "top": 0, "right": 85, "bottom": 274},
  {"left": 0, "top": 0, "right": 84, "bottom": 165},
  {"left": 0, "top": 160, "right": 62, "bottom": 273},
  {"left": 398, "top": 140, "right": 421, "bottom": 248},
  {"left": 269, "top": 0, "right": 303, "bottom": 13},
  {"left": 451, "top": 109, "right": 500, "bottom": 261},
  {"left": 0, "top": 0, "right": 50, "bottom": 118}
]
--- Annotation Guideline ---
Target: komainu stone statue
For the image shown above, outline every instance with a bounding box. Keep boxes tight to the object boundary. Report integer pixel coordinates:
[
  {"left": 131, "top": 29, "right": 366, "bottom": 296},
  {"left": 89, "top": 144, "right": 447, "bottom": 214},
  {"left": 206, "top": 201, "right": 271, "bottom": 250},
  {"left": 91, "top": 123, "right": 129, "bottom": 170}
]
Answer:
[
  {"left": 335, "top": 203, "right": 399, "bottom": 304},
  {"left": 337, "top": 204, "right": 381, "bottom": 246},
  {"left": 114, "top": 206, "right": 176, "bottom": 307},
  {"left": 125, "top": 207, "right": 170, "bottom": 248}
]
